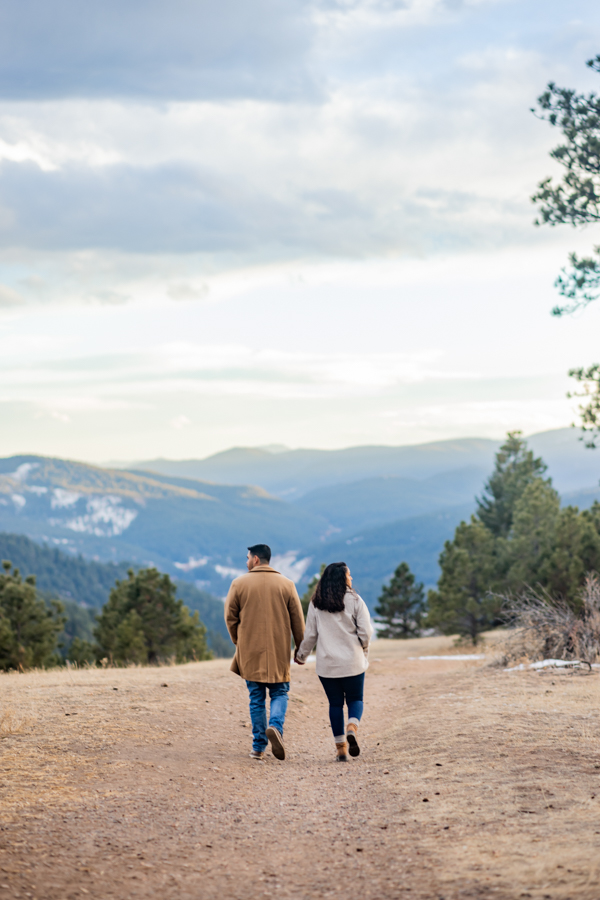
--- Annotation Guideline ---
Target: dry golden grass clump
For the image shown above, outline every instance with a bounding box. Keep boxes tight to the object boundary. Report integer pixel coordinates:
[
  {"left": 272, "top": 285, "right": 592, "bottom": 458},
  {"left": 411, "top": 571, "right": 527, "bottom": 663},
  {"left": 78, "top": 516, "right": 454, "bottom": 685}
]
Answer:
[
  {"left": 500, "top": 572, "right": 600, "bottom": 665},
  {"left": 0, "top": 707, "right": 27, "bottom": 737}
]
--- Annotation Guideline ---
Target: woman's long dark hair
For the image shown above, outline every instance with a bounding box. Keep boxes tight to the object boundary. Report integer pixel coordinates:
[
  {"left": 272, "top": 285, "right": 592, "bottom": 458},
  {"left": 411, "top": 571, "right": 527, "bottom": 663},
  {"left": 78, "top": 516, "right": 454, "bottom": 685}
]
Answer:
[{"left": 312, "top": 562, "right": 350, "bottom": 613}]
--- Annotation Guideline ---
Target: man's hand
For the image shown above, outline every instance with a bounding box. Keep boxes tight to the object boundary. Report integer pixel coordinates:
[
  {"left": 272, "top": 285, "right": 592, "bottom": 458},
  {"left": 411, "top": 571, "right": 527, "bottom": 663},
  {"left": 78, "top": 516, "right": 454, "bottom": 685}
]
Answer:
[{"left": 294, "top": 653, "right": 306, "bottom": 665}]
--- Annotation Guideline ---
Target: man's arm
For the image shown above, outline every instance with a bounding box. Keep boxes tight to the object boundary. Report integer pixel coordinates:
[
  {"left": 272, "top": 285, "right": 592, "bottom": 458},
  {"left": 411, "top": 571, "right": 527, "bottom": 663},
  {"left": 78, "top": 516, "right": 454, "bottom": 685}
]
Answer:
[
  {"left": 224, "top": 582, "right": 241, "bottom": 645},
  {"left": 288, "top": 584, "right": 305, "bottom": 650}
]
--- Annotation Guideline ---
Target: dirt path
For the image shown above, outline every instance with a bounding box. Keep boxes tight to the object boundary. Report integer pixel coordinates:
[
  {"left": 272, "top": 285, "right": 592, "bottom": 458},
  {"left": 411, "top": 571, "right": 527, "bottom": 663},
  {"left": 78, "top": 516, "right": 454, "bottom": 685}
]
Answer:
[{"left": 2, "top": 636, "right": 600, "bottom": 900}]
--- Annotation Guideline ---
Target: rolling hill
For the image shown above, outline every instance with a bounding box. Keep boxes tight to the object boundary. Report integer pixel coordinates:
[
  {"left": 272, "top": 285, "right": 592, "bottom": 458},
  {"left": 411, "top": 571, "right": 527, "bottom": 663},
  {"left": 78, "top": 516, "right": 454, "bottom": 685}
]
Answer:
[
  {"left": 0, "top": 532, "right": 232, "bottom": 656},
  {"left": 0, "top": 455, "right": 327, "bottom": 597},
  {"left": 297, "top": 503, "right": 476, "bottom": 610},
  {"left": 131, "top": 438, "right": 499, "bottom": 499},
  {"left": 295, "top": 467, "right": 489, "bottom": 535},
  {"left": 130, "top": 428, "right": 600, "bottom": 499}
]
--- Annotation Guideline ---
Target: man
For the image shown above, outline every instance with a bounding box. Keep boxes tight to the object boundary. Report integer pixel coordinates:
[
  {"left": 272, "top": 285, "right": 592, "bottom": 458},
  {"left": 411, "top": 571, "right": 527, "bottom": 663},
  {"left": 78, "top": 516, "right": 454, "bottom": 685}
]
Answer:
[{"left": 225, "top": 544, "right": 305, "bottom": 761}]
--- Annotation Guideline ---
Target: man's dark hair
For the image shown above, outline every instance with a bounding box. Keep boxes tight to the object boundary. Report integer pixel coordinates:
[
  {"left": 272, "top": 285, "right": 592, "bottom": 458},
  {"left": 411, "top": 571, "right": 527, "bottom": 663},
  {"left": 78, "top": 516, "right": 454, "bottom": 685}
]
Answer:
[
  {"left": 248, "top": 544, "right": 271, "bottom": 563},
  {"left": 312, "top": 562, "right": 349, "bottom": 613}
]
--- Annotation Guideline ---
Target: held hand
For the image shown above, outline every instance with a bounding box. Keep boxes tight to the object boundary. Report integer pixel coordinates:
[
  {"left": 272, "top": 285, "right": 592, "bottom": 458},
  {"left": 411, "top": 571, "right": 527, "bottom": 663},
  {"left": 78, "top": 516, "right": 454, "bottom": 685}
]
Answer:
[{"left": 294, "top": 654, "right": 306, "bottom": 666}]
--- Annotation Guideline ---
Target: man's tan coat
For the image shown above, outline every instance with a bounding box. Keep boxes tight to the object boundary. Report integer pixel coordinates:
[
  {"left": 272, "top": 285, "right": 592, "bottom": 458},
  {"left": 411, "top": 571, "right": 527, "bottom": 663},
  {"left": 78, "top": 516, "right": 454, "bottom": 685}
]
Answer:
[{"left": 224, "top": 565, "right": 305, "bottom": 683}]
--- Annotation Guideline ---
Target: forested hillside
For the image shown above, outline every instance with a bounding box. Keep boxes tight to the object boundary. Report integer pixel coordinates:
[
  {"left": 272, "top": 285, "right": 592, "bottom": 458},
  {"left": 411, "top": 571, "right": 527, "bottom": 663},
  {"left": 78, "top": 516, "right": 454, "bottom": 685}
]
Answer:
[
  {"left": 0, "top": 532, "right": 130, "bottom": 606},
  {"left": 0, "top": 533, "right": 232, "bottom": 656}
]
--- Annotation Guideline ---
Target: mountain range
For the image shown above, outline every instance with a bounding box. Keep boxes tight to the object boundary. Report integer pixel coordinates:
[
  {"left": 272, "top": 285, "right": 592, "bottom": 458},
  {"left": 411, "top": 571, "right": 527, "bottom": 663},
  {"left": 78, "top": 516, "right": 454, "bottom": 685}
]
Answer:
[
  {"left": 1, "top": 427, "right": 599, "bottom": 611},
  {"left": 129, "top": 427, "right": 600, "bottom": 498}
]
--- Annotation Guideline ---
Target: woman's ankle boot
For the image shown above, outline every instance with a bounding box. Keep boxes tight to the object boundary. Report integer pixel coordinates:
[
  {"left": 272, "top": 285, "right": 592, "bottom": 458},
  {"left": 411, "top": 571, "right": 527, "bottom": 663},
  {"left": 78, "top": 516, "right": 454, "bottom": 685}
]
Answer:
[
  {"left": 335, "top": 741, "right": 348, "bottom": 762},
  {"left": 346, "top": 721, "right": 360, "bottom": 757}
]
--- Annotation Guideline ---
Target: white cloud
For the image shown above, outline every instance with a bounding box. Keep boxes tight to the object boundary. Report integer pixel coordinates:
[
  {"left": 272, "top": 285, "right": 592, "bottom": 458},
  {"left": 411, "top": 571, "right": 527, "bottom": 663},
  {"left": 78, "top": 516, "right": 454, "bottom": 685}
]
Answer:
[
  {"left": 170, "top": 415, "right": 192, "bottom": 429},
  {"left": 0, "top": 283, "right": 25, "bottom": 306},
  {"left": 0, "top": 0, "right": 597, "bottom": 460}
]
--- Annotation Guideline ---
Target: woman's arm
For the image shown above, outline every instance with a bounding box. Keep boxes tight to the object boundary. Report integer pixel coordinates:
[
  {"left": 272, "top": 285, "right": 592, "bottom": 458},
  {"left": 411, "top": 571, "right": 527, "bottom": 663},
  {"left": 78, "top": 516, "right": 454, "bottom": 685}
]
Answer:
[
  {"left": 355, "top": 595, "right": 374, "bottom": 650},
  {"left": 295, "top": 603, "right": 318, "bottom": 662}
]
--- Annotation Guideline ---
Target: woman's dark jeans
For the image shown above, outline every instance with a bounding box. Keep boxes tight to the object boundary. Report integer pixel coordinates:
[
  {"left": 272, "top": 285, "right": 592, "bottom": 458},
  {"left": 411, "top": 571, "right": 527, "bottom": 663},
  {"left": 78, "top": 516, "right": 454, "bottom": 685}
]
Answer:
[{"left": 318, "top": 672, "right": 365, "bottom": 740}]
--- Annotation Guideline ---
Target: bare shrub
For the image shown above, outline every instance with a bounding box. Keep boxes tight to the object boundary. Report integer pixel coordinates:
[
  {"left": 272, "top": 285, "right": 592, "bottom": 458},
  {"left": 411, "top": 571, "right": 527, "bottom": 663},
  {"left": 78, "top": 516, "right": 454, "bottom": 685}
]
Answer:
[{"left": 500, "top": 573, "right": 600, "bottom": 665}]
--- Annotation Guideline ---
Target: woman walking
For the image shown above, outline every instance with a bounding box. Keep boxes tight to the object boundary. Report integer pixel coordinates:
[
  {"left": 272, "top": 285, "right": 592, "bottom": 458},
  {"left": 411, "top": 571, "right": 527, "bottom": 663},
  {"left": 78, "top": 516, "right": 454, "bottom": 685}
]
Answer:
[{"left": 295, "top": 562, "right": 373, "bottom": 761}]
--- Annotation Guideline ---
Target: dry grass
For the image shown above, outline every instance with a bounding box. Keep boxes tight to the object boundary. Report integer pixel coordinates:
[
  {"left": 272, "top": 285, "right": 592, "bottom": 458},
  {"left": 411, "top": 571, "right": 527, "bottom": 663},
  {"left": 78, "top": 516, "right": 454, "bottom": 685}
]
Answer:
[
  {"left": 0, "top": 707, "right": 27, "bottom": 738},
  {"left": 500, "top": 573, "right": 600, "bottom": 665}
]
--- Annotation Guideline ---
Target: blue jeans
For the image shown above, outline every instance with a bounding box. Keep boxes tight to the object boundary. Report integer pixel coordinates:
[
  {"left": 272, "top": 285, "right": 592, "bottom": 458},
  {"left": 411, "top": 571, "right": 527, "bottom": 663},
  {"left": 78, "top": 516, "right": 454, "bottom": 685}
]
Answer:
[
  {"left": 318, "top": 673, "right": 365, "bottom": 740},
  {"left": 246, "top": 681, "right": 290, "bottom": 752}
]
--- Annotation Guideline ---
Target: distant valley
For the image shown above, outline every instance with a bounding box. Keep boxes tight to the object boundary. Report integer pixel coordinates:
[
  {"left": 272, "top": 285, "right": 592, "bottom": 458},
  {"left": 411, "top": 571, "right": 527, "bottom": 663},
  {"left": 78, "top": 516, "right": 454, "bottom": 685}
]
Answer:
[{"left": 1, "top": 427, "right": 599, "bottom": 612}]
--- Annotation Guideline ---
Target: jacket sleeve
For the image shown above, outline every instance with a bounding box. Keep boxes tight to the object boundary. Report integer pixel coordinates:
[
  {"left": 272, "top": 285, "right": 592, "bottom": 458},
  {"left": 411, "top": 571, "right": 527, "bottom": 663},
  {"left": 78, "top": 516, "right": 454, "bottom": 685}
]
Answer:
[
  {"left": 224, "top": 581, "right": 241, "bottom": 645},
  {"left": 355, "top": 595, "right": 374, "bottom": 651},
  {"left": 296, "top": 602, "right": 318, "bottom": 661},
  {"left": 288, "top": 583, "right": 305, "bottom": 650}
]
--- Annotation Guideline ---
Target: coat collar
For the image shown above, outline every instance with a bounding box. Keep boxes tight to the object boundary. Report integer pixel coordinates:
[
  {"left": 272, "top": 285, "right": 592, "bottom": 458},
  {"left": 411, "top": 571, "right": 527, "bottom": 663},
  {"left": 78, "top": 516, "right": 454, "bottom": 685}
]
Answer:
[{"left": 248, "top": 564, "right": 280, "bottom": 574}]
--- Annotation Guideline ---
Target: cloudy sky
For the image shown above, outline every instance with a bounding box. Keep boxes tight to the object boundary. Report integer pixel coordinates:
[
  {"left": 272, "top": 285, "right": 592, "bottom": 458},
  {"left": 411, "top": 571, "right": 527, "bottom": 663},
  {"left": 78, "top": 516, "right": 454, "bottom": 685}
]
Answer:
[{"left": 1, "top": 0, "right": 600, "bottom": 462}]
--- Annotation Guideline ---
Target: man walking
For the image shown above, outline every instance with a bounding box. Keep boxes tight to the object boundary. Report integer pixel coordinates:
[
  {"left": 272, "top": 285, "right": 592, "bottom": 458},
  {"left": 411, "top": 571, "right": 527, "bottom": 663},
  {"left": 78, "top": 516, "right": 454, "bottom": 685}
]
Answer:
[{"left": 225, "top": 544, "right": 305, "bottom": 761}]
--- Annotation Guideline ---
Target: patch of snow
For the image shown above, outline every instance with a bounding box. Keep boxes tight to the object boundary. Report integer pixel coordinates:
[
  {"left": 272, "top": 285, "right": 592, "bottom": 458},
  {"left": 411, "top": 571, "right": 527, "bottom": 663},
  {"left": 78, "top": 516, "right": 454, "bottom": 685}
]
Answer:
[
  {"left": 271, "top": 552, "right": 312, "bottom": 583},
  {"left": 174, "top": 556, "right": 208, "bottom": 572},
  {"left": 504, "top": 658, "right": 597, "bottom": 672},
  {"left": 51, "top": 488, "right": 81, "bottom": 509},
  {"left": 408, "top": 655, "right": 486, "bottom": 661},
  {"left": 531, "top": 658, "right": 574, "bottom": 669},
  {"left": 65, "top": 495, "right": 137, "bottom": 537},
  {"left": 11, "top": 494, "right": 26, "bottom": 509},
  {"left": 9, "top": 462, "right": 38, "bottom": 482}
]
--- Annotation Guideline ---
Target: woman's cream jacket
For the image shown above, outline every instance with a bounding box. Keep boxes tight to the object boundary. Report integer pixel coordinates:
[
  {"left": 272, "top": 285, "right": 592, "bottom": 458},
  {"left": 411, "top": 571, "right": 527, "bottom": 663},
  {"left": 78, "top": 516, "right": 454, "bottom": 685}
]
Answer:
[{"left": 296, "top": 589, "right": 373, "bottom": 678}]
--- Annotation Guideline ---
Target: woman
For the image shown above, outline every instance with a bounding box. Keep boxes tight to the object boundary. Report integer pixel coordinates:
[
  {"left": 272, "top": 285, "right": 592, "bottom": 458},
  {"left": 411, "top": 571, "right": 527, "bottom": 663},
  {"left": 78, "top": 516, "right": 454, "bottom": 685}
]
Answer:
[{"left": 295, "top": 562, "right": 373, "bottom": 761}]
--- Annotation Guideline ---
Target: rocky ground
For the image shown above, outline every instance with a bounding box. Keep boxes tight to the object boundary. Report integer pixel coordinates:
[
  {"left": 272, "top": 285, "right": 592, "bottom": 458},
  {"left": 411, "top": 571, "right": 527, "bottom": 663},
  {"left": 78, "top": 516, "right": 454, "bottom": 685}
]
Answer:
[{"left": 1, "top": 636, "right": 600, "bottom": 900}]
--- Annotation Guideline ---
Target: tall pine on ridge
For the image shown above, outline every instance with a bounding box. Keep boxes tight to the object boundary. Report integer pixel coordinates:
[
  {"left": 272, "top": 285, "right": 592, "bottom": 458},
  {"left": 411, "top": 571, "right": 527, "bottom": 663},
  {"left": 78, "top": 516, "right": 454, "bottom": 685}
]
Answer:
[{"left": 476, "top": 431, "right": 548, "bottom": 538}]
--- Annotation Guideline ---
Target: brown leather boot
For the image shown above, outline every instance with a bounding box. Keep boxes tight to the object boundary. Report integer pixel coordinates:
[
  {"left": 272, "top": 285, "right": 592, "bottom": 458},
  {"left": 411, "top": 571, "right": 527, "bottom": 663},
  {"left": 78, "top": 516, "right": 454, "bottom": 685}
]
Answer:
[
  {"left": 336, "top": 741, "right": 348, "bottom": 762},
  {"left": 346, "top": 722, "right": 360, "bottom": 757}
]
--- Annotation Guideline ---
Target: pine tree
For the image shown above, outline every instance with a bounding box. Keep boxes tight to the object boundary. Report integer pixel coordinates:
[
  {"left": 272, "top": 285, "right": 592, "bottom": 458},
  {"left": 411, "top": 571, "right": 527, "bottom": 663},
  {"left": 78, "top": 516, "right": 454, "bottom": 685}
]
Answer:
[
  {"left": 67, "top": 637, "right": 98, "bottom": 666},
  {"left": 427, "top": 518, "right": 502, "bottom": 644},
  {"left": 476, "top": 431, "right": 548, "bottom": 538},
  {"left": 504, "top": 483, "right": 600, "bottom": 608},
  {"left": 375, "top": 563, "right": 425, "bottom": 638},
  {"left": 94, "top": 568, "right": 212, "bottom": 665},
  {"left": 0, "top": 561, "right": 64, "bottom": 670},
  {"left": 506, "top": 479, "right": 561, "bottom": 590},
  {"left": 536, "top": 505, "right": 600, "bottom": 610}
]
